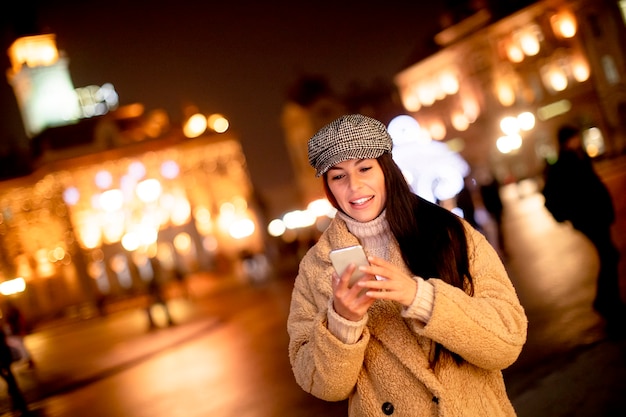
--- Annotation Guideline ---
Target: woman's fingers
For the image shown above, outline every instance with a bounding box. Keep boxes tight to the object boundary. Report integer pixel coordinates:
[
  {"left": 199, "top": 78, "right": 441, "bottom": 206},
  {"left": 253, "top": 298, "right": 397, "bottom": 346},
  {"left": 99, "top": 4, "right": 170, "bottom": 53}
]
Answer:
[
  {"left": 358, "top": 278, "right": 417, "bottom": 306},
  {"left": 356, "top": 256, "right": 419, "bottom": 306}
]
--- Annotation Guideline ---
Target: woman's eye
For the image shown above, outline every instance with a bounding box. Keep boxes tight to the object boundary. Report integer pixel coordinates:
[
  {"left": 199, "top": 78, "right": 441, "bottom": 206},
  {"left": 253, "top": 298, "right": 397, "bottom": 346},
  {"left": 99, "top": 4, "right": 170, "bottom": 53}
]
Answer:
[
  {"left": 360, "top": 166, "right": 372, "bottom": 173},
  {"left": 330, "top": 174, "right": 344, "bottom": 181}
]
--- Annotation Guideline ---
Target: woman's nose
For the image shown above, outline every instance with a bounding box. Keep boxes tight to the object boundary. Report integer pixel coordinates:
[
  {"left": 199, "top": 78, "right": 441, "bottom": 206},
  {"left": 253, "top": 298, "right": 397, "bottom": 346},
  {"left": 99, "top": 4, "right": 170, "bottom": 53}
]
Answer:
[{"left": 348, "top": 176, "right": 362, "bottom": 190}]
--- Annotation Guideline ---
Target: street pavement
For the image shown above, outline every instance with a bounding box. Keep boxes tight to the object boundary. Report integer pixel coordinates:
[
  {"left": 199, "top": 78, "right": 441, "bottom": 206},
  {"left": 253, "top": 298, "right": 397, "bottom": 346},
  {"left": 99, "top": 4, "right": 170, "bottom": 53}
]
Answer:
[{"left": 0, "top": 155, "right": 625, "bottom": 417}]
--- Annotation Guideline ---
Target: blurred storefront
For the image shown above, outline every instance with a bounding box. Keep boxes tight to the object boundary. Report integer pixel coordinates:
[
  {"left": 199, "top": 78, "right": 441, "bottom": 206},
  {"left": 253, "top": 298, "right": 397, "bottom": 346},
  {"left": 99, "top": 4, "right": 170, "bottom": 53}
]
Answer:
[{"left": 394, "top": 0, "right": 626, "bottom": 183}]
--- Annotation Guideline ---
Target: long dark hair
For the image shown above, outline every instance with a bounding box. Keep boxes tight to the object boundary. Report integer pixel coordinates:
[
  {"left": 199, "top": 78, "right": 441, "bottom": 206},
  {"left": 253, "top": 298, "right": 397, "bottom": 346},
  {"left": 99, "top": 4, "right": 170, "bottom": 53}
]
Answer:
[{"left": 324, "top": 153, "right": 475, "bottom": 363}]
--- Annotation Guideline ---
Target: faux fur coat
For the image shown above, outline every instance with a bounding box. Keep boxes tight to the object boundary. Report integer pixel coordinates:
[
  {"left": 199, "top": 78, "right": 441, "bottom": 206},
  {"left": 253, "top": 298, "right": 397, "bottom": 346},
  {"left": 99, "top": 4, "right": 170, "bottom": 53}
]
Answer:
[{"left": 287, "top": 216, "right": 527, "bottom": 416}]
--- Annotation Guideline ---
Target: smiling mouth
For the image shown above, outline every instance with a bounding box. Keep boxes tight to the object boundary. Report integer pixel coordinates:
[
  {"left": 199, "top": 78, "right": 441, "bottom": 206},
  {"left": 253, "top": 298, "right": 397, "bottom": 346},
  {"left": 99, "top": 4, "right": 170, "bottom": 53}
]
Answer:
[{"left": 350, "top": 196, "right": 373, "bottom": 206}]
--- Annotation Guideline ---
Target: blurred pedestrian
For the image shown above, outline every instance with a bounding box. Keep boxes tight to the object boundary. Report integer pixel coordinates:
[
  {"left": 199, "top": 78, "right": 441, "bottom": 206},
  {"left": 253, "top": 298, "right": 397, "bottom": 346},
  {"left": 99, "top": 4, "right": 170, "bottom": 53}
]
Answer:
[
  {"left": 172, "top": 265, "right": 191, "bottom": 299},
  {"left": 288, "top": 114, "right": 527, "bottom": 416},
  {"left": 2, "top": 300, "right": 35, "bottom": 368},
  {"left": 0, "top": 327, "right": 30, "bottom": 415},
  {"left": 145, "top": 257, "right": 174, "bottom": 330},
  {"left": 542, "top": 125, "right": 624, "bottom": 326},
  {"left": 455, "top": 176, "right": 479, "bottom": 230},
  {"left": 478, "top": 169, "right": 505, "bottom": 256}
]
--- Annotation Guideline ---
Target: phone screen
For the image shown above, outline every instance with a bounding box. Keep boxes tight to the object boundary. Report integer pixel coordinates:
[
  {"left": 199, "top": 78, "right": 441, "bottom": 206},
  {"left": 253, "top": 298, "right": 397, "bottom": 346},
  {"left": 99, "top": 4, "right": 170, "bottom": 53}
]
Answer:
[{"left": 329, "top": 245, "right": 370, "bottom": 287}]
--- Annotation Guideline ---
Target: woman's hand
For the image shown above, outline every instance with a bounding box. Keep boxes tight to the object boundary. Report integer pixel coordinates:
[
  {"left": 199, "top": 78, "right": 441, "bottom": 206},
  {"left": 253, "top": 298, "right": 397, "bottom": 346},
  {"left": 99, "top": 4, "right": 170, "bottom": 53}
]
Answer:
[
  {"left": 332, "top": 263, "right": 377, "bottom": 322},
  {"left": 357, "top": 256, "right": 418, "bottom": 307}
]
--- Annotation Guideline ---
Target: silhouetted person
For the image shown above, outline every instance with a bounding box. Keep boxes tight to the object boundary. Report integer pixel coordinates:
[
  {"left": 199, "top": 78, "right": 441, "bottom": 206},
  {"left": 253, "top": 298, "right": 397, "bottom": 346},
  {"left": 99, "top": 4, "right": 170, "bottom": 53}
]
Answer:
[
  {"left": 145, "top": 257, "right": 174, "bottom": 330},
  {"left": 456, "top": 179, "right": 479, "bottom": 230},
  {"left": 542, "top": 125, "right": 624, "bottom": 327},
  {"left": 2, "top": 301, "right": 35, "bottom": 368},
  {"left": 172, "top": 265, "right": 191, "bottom": 299},
  {"left": 0, "top": 327, "right": 30, "bottom": 415},
  {"left": 479, "top": 171, "right": 505, "bottom": 256}
]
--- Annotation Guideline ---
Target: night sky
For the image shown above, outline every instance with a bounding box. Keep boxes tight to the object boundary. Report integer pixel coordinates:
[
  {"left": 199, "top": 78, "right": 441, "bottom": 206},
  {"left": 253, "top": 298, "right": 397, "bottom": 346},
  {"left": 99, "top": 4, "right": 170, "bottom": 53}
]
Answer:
[{"left": 1, "top": 0, "right": 446, "bottom": 207}]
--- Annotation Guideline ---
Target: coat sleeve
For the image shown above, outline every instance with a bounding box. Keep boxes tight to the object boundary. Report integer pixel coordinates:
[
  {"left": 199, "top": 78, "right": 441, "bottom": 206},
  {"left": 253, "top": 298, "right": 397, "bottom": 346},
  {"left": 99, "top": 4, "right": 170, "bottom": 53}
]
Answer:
[
  {"left": 287, "top": 249, "right": 370, "bottom": 402},
  {"left": 419, "top": 226, "right": 527, "bottom": 370}
]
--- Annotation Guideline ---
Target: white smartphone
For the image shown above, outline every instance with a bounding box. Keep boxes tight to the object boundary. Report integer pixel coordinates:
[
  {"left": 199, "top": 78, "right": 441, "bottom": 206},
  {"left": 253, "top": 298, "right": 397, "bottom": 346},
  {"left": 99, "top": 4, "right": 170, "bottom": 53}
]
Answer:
[{"left": 329, "top": 245, "right": 370, "bottom": 288}]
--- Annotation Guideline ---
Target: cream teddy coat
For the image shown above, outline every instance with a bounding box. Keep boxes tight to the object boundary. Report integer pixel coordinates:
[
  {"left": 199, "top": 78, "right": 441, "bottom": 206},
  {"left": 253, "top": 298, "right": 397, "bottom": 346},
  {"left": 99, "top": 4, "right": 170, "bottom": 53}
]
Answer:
[{"left": 287, "top": 216, "right": 527, "bottom": 417}]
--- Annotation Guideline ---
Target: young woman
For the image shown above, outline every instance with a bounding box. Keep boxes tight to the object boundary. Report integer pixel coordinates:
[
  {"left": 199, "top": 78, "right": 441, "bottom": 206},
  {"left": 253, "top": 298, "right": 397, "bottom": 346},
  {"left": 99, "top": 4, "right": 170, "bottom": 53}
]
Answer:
[{"left": 287, "top": 114, "right": 527, "bottom": 416}]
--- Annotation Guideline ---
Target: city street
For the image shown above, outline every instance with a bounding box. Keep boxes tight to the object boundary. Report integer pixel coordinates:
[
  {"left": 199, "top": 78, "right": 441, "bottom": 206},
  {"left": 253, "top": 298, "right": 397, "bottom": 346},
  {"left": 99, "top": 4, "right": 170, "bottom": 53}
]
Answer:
[{"left": 0, "top": 155, "right": 625, "bottom": 417}]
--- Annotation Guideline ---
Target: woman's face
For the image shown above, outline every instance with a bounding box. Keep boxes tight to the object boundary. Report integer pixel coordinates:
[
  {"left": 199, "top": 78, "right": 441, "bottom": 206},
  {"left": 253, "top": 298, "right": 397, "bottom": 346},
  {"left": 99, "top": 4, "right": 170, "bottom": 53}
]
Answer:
[{"left": 326, "top": 158, "right": 386, "bottom": 222}]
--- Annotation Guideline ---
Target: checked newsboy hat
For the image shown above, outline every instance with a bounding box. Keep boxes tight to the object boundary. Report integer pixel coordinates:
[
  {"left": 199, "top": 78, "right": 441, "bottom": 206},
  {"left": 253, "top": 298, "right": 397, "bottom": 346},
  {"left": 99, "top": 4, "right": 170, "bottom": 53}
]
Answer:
[{"left": 308, "top": 114, "right": 393, "bottom": 177}]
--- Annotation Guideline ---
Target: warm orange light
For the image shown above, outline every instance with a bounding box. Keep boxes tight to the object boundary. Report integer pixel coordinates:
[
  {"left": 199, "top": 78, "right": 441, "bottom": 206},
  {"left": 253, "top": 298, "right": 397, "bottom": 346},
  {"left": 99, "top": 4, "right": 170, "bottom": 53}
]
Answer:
[
  {"left": 183, "top": 113, "right": 207, "bottom": 138},
  {"left": 451, "top": 111, "right": 469, "bottom": 132},
  {"left": 551, "top": 10, "right": 577, "bottom": 39},
  {"left": 439, "top": 70, "right": 459, "bottom": 95},
  {"left": 460, "top": 96, "right": 480, "bottom": 123},
  {"left": 549, "top": 70, "right": 568, "bottom": 91},
  {"left": 402, "top": 91, "right": 422, "bottom": 112},
  {"left": 207, "top": 113, "right": 229, "bottom": 133},
  {"left": 112, "top": 103, "right": 144, "bottom": 122},
  {"left": 171, "top": 197, "right": 191, "bottom": 226},
  {"left": 417, "top": 83, "right": 436, "bottom": 107},
  {"left": 401, "top": 85, "right": 421, "bottom": 112},
  {"left": 428, "top": 119, "right": 447, "bottom": 140},
  {"left": 173, "top": 232, "right": 192, "bottom": 254},
  {"left": 77, "top": 212, "right": 103, "bottom": 249},
  {"left": 194, "top": 206, "right": 213, "bottom": 235},
  {"left": 496, "top": 134, "right": 522, "bottom": 154},
  {"left": 496, "top": 80, "right": 516, "bottom": 107},
  {"left": 0, "top": 278, "right": 26, "bottom": 296},
  {"left": 571, "top": 54, "right": 590, "bottom": 82},
  {"left": 518, "top": 29, "right": 540, "bottom": 57},
  {"left": 506, "top": 42, "right": 524, "bottom": 63},
  {"left": 102, "top": 216, "right": 125, "bottom": 244},
  {"left": 518, "top": 112, "right": 536, "bottom": 131},
  {"left": 8, "top": 34, "right": 60, "bottom": 74},
  {"left": 541, "top": 63, "right": 568, "bottom": 92}
]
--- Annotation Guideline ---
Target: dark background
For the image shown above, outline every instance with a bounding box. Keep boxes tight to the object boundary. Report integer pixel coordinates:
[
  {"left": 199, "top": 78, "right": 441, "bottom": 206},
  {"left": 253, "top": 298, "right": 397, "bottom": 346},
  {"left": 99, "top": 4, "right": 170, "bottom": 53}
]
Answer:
[{"left": 0, "top": 0, "right": 448, "bottom": 203}]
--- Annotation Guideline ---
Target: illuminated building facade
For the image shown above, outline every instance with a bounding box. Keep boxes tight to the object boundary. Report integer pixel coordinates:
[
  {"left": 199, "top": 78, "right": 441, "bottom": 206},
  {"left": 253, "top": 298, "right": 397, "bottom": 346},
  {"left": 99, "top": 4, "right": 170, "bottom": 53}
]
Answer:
[
  {"left": 1, "top": 34, "right": 263, "bottom": 324},
  {"left": 0, "top": 131, "right": 264, "bottom": 323},
  {"left": 394, "top": 0, "right": 626, "bottom": 183}
]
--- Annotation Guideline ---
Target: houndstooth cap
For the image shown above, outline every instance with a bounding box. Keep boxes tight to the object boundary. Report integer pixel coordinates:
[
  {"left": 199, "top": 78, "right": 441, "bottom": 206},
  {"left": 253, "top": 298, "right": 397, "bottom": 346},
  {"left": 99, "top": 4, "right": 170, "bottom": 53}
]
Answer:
[{"left": 308, "top": 114, "right": 393, "bottom": 177}]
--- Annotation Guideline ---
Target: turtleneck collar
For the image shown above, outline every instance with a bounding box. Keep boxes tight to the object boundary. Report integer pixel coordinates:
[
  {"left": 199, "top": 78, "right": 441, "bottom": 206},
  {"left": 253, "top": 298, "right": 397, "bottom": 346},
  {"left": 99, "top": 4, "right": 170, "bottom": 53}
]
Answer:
[{"left": 337, "top": 209, "right": 392, "bottom": 260}]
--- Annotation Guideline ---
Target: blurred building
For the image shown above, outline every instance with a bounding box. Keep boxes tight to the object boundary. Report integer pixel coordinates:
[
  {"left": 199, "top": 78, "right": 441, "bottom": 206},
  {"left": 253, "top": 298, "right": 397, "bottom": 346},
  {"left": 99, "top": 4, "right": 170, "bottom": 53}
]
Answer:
[
  {"left": 1, "top": 34, "right": 264, "bottom": 324},
  {"left": 394, "top": 0, "right": 626, "bottom": 183},
  {"left": 276, "top": 0, "right": 626, "bottom": 265}
]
